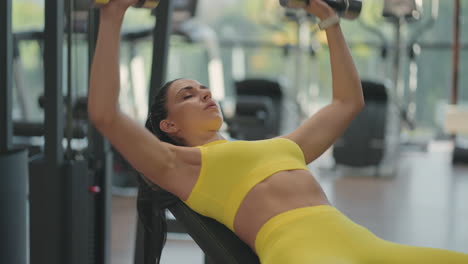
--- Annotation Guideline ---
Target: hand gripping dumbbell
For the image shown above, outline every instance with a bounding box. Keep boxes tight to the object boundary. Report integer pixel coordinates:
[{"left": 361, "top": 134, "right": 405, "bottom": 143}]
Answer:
[{"left": 279, "top": 0, "right": 362, "bottom": 20}]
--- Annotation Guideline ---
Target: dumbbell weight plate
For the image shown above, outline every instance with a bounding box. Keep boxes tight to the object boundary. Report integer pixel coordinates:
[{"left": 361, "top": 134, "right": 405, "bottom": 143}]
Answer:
[
  {"left": 279, "top": 0, "right": 362, "bottom": 20},
  {"left": 279, "top": 0, "right": 307, "bottom": 8}
]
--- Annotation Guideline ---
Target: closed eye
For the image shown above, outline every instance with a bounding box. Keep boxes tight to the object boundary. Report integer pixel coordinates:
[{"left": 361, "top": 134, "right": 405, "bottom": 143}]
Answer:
[{"left": 183, "top": 95, "right": 193, "bottom": 100}]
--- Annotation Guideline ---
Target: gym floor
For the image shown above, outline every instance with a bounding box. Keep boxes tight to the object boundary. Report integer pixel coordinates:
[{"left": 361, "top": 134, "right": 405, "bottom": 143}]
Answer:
[{"left": 111, "top": 141, "right": 468, "bottom": 264}]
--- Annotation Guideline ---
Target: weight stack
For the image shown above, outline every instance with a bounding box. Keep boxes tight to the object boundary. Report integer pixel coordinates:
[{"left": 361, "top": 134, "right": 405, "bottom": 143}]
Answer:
[{"left": 0, "top": 148, "right": 29, "bottom": 264}]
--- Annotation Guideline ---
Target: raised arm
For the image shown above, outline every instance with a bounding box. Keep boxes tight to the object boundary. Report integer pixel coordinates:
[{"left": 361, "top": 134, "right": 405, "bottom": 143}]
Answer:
[
  {"left": 88, "top": 0, "right": 175, "bottom": 188},
  {"left": 283, "top": 0, "right": 364, "bottom": 164}
]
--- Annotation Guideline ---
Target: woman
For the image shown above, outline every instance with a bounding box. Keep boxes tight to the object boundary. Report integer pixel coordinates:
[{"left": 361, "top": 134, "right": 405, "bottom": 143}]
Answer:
[{"left": 88, "top": 0, "right": 468, "bottom": 263}]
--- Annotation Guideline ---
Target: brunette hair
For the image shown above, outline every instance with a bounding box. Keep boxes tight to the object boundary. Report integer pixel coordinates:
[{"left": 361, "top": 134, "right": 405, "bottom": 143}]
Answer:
[{"left": 137, "top": 78, "right": 182, "bottom": 264}]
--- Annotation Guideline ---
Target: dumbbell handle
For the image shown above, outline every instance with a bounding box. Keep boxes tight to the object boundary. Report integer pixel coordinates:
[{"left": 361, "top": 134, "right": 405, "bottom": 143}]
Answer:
[
  {"left": 280, "top": 0, "right": 346, "bottom": 9},
  {"left": 92, "top": 0, "right": 159, "bottom": 9}
]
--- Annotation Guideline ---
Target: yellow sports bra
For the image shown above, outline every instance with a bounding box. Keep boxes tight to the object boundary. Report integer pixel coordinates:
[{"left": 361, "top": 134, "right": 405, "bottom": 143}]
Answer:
[{"left": 183, "top": 137, "right": 308, "bottom": 231}]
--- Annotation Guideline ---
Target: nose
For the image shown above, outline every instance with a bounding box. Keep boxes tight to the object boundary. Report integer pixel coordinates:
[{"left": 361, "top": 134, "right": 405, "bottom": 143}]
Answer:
[{"left": 201, "top": 89, "right": 212, "bottom": 102}]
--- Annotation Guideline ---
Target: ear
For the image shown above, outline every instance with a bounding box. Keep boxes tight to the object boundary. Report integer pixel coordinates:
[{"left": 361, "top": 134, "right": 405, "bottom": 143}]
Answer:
[{"left": 160, "top": 119, "right": 179, "bottom": 134}]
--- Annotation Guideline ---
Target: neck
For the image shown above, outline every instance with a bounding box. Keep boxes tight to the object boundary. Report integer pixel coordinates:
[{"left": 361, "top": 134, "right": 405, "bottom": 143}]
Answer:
[{"left": 183, "top": 131, "right": 225, "bottom": 147}]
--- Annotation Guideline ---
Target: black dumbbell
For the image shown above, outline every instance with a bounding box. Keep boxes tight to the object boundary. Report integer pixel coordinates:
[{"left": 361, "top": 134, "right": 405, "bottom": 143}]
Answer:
[
  {"left": 74, "top": 0, "right": 160, "bottom": 10},
  {"left": 279, "top": 0, "right": 362, "bottom": 20}
]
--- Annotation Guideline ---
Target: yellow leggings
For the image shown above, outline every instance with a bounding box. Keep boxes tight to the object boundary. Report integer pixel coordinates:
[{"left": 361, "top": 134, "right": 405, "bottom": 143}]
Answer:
[{"left": 255, "top": 205, "right": 468, "bottom": 264}]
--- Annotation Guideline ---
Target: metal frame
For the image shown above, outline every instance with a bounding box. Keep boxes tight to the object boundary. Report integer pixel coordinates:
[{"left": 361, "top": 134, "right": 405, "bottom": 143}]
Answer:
[
  {"left": 0, "top": 2, "right": 29, "bottom": 264},
  {"left": 148, "top": 0, "right": 174, "bottom": 103},
  {"left": 28, "top": 0, "right": 64, "bottom": 263},
  {"left": 88, "top": 8, "right": 112, "bottom": 264},
  {"left": 44, "top": 0, "right": 65, "bottom": 167},
  {"left": 30, "top": 1, "right": 67, "bottom": 264},
  {"left": 27, "top": 3, "right": 112, "bottom": 264},
  {"left": 0, "top": 0, "right": 13, "bottom": 153},
  {"left": 28, "top": 2, "right": 112, "bottom": 264},
  {"left": 451, "top": 0, "right": 461, "bottom": 105}
]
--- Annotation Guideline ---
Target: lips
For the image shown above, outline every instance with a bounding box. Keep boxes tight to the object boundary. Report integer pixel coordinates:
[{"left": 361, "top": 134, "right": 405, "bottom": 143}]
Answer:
[{"left": 204, "top": 101, "right": 218, "bottom": 110}]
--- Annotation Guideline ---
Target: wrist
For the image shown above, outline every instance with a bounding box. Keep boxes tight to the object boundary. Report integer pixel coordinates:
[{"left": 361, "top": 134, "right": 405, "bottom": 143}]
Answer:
[
  {"left": 100, "top": 14, "right": 125, "bottom": 28},
  {"left": 98, "top": 15, "right": 124, "bottom": 35},
  {"left": 318, "top": 14, "right": 340, "bottom": 31},
  {"left": 100, "top": 6, "right": 127, "bottom": 22}
]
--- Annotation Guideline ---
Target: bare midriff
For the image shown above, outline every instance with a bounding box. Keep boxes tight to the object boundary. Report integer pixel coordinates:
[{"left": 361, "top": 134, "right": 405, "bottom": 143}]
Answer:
[
  {"left": 173, "top": 146, "right": 330, "bottom": 254},
  {"left": 232, "top": 169, "right": 330, "bottom": 253}
]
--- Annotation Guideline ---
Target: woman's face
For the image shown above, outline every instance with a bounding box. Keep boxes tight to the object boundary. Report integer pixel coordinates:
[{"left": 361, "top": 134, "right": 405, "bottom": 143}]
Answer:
[{"left": 161, "top": 79, "right": 223, "bottom": 137}]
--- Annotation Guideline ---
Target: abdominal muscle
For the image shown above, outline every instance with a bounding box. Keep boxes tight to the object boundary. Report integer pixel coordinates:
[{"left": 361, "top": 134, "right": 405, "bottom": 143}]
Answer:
[{"left": 233, "top": 169, "right": 331, "bottom": 253}]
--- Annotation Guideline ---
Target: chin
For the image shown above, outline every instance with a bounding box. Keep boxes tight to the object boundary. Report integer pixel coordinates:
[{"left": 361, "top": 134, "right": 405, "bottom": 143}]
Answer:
[
  {"left": 187, "top": 117, "right": 221, "bottom": 132},
  {"left": 212, "top": 116, "right": 224, "bottom": 130},
  {"left": 206, "top": 114, "right": 224, "bottom": 131}
]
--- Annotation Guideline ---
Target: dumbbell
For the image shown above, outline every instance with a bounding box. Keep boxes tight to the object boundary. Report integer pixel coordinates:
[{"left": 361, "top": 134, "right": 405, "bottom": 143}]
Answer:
[
  {"left": 279, "top": 0, "right": 362, "bottom": 20},
  {"left": 92, "top": 0, "right": 160, "bottom": 9}
]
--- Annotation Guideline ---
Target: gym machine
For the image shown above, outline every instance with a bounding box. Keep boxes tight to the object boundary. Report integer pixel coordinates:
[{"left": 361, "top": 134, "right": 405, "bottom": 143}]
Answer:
[
  {"left": 447, "top": 0, "right": 468, "bottom": 164},
  {"left": 1, "top": 1, "right": 29, "bottom": 264},
  {"left": 25, "top": 1, "right": 111, "bottom": 264},
  {"left": 2, "top": 0, "right": 163, "bottom": 263}
]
